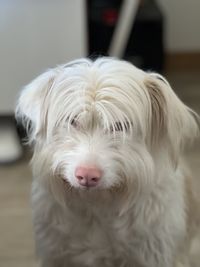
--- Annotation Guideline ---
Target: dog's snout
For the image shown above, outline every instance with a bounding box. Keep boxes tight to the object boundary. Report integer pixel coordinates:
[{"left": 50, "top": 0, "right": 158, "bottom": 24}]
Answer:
[{"left": 75, "top": 165, "right": 102, "bottom": 187}]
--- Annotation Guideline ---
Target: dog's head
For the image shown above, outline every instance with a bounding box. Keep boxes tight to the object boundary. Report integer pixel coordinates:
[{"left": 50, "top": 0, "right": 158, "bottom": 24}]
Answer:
[{"left": 16, "top": 58, "right": 198, "bottom": 203}]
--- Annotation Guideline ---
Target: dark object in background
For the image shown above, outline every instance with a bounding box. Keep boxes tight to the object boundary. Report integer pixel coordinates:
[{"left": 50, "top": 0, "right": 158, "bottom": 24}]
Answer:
[{"left": 87, "top": 0, "right": 164, "bottom": 72}]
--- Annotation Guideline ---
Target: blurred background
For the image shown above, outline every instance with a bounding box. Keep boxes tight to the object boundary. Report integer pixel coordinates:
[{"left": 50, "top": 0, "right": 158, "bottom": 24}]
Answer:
[{"left": 0, "top": 0, "right": 199, "bottom": 266}]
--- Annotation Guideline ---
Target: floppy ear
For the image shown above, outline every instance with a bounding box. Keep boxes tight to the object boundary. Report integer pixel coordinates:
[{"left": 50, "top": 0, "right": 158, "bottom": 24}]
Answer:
[
  {"left": 144, "top": 73, "right": 199, "bottom": 160},
  {"left": 15, "top": 68, "right": 59, "bottom": 144}
]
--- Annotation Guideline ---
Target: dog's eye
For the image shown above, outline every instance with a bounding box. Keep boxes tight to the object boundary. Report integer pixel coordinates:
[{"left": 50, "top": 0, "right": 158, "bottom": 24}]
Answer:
[
  {"left": 110, "top": 122, "right": 130, "bottom": 132},
  {"left": 114, "top": 122, "right": 123, "bottom": 131},
  {"left": 70, "top": 118, "right": 78, "bottom": 128}
]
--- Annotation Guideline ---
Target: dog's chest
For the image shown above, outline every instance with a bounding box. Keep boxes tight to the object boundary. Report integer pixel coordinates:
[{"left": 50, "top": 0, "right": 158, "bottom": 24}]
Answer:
[
  {"left": 32, "top": 185, "right": 136, "bottom": 265},
  {"left": 55, "top": 203, "right": 133, "bottom": 265}
]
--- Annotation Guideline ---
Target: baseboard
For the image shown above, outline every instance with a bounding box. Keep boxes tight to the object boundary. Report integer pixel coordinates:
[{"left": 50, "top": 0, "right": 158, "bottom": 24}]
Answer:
[
  {"left": 0, "top": 115, "right": 23, "bottom": 163},
  {"left": 0, "top": 114, "right": 26, "bottom": 140},
  {"left": 165, "top": 52, "right": 200, "bottom": 71}
]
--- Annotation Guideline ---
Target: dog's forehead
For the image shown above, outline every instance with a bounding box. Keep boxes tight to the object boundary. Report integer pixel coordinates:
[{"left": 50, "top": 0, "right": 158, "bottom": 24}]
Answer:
[
  {"left": 48, "top": 62, "right": 149, "bottom": 132},
  {"left": 58, "top": 64, "right": 145, "bottom": 102}
]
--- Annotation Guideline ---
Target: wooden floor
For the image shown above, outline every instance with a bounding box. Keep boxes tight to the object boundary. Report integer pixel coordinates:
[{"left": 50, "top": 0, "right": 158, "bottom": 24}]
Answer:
[
  {"left": 0, "top": 70, "right": 199, "bottom": 267},
  {"left": 0, "top": 157, "right": 38, "bottom": 267}
]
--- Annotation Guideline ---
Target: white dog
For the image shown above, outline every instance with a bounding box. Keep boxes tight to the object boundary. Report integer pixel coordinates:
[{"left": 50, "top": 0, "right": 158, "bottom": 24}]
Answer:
[{"left": 16, "top": 58, "right": 199, "bottom": 267}]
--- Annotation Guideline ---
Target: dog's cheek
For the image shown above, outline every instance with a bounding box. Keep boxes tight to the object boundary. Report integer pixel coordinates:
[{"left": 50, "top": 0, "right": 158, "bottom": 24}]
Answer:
[
  {"left": 50, "top": 146, "right": 77, "bottom": 187},
  {"left": 97, "top": 141, "right": 154, "bottom": 191},
  {"left": 117, "top": 141, "right": 155, "bottom": 192}
]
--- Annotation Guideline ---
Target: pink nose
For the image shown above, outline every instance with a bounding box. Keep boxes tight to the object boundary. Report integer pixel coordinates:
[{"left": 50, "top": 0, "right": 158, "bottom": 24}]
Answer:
[{"left": 75, "top": 165, "right": 102, "bottom": 187}]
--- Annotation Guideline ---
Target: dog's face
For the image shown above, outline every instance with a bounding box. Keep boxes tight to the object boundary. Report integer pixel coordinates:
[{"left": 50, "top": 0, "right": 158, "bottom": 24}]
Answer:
[{"left": 16, "top": 58, "right": 198, "bottom": 202}]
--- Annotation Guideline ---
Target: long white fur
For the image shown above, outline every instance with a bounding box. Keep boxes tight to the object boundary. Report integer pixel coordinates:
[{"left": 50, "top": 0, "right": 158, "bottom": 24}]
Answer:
[{"left": 16, "top": 58, "right": 199, "bottom": 267}]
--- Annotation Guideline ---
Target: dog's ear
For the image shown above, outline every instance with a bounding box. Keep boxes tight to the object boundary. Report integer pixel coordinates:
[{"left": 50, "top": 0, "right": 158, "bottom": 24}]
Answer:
[
  {"left": 144, "top": 73, "right": 199, "bottom": 160},
  {"left": 15, "top": 68, "right": 59, "bottom": 144},
  {"left": 144, "top": 74, "right": 167, "bottom": 145}
]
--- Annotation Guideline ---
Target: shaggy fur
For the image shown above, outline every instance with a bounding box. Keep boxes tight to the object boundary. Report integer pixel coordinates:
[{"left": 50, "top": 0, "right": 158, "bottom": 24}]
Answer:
[{"left": 16, "top": 58, "right": 199, "bottom": 267}]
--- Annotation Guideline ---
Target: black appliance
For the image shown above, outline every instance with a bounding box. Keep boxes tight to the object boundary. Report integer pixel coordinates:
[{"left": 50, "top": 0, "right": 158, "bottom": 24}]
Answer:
[{"left": 87, "top": 0, "right": 164, "bottom": 72}]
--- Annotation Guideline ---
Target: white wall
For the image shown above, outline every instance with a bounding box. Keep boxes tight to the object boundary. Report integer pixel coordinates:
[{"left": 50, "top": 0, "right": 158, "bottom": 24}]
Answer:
[
  {"left": 0, "top": 0, "right": 87, "bottom": 113},
  {"left": 157, "top": 0, "right": 200, "bottom": 52}
]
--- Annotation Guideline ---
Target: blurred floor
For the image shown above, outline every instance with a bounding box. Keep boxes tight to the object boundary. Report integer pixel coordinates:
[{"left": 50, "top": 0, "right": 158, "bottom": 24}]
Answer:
[
  {"left": 0, "top": 70, "right": 199, "bottom": 267},
  {"left": 0, "top": 152, "right": 38, "bottom": 267}
]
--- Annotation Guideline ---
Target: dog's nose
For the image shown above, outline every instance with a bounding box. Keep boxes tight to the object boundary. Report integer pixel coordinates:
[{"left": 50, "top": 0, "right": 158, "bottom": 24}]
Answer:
[{"left": 75, "top": 165, "right": 102, "bottom": 187}]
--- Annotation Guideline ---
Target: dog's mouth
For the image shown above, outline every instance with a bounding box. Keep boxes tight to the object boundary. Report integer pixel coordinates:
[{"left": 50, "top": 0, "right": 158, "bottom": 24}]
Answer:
[
  {"left": 61, "top": 178, "right": 126, "bottom": 195},
  {"left": 61, "top": 177, "right": 100, "bottom": 191}
]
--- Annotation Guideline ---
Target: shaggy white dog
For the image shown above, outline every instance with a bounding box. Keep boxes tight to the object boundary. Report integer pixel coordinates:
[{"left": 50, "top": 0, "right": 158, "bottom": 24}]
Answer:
[{"left": 16, "top": 58, "right": 199, "bottom": 267}]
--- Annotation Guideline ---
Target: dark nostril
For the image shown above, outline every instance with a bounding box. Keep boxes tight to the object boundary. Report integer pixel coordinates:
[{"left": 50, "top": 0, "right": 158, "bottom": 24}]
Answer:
[
  {"left": 91, "top": 177, "right": 99, "bottom": 182},
  {"left": 77, "top": 176, "right": 84, "bottom": 181}
]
